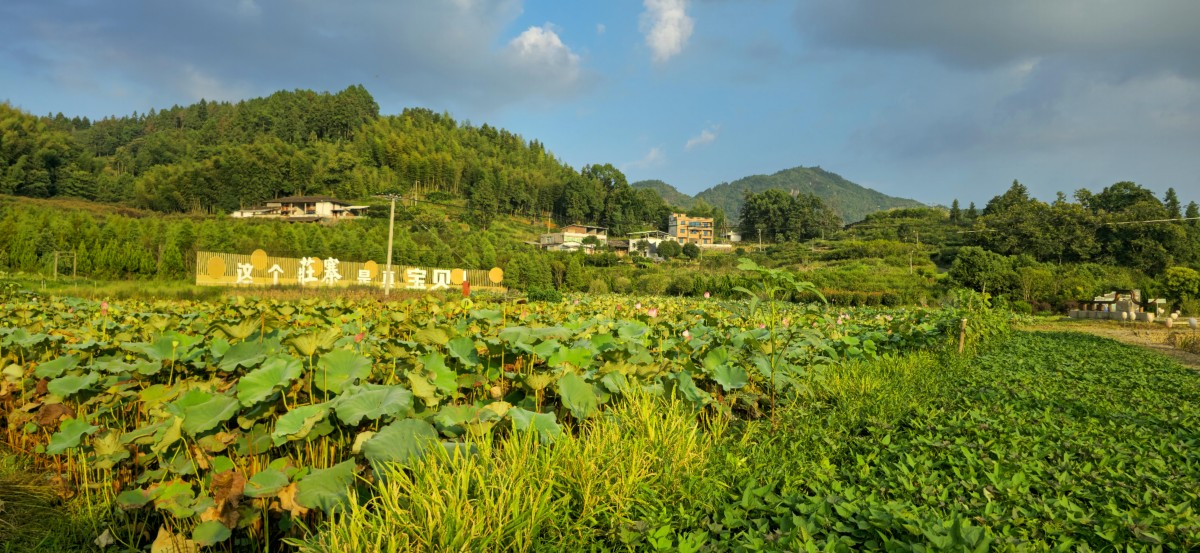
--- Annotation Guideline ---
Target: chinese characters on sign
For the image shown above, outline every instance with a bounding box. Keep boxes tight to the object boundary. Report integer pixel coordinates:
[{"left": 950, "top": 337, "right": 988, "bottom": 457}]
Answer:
[{"left": 195, "top": 250, "right": 504, "bottom": 291}]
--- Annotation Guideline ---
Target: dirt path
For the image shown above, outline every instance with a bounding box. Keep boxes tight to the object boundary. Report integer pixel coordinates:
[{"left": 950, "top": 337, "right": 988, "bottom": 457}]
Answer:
[{"left": 1021, "top": 319, "right": 1200, "bottom": 370}]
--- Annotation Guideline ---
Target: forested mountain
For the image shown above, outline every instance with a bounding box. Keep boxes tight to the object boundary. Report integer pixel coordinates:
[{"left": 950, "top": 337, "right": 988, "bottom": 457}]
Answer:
[
  {"left": 631, "top": 179, "right": 694, "bottom": 210},
  {"left": 0, "top": 86, "right": 670, "bottom": 235},
  {"left": 696, "top": 166, "right": 923, "bottom": 224}
]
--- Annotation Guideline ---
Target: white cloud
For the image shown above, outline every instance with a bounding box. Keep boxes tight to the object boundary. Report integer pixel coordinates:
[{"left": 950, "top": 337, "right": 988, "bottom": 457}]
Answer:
[
  {"left": 3, "top": 1, "right": 591, "bottom": 116},
  {"left": 640, "top": 0, "right": 693, "bottom": 63},
  {"left": 235, "top": 0, "right": 261, "bottom": 18},
  {"left": 507, "top": 25, "right": 580, "bottom": 72},
  {"left": 596, "top": 23, "right": 606, "bottom": 35},
  {"left": 180, "top": 64, "right": 249, "bottom": 103},
  {"left": 685, "top": 125, "right": 718, "bottom": 150},
  {"left": 627, "top": 146, "right": 666, "bottom": 170}
]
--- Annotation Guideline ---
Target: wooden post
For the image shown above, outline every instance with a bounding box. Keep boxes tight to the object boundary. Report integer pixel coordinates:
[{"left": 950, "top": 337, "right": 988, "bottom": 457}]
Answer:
[{"left": 958, "top": 318, "right": 968, "bottom": 354}]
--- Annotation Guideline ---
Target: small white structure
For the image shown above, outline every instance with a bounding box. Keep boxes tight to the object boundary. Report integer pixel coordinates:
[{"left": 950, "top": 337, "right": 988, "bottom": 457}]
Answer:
[
  {"left": 724, "top": 230, "right": 743, "bottom": 243},
  {"left": 626, "top": 230, "right": 675, "bottom": 256},
  {"left": 539, "top": 224, "right": 608, "bottom": 253},
  {"left": 1068, "top": 289, "right": 1167, "bottom": 322},
  {"left": 232, "top": 196, "right": 368, "bottom": 222}
]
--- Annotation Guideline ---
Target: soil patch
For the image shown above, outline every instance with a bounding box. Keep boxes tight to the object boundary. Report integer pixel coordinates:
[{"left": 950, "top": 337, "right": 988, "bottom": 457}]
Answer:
[{"left": 1021, "top": 319, "right": 1200, "bottom": 370}]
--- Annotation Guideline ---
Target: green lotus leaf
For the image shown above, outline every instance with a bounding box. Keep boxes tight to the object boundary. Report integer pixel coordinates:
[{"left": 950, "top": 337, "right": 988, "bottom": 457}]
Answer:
[
  {"left": 287, "top": 326, "right": 342, "bottom": 357},
  {"left": 407, "top": 373, "right": 440, "bottom": 406},
  {"left": 547, "top": 346, "right": 594, "bottom": 371},
  {"left": 139, "top": 383, "right": 180, "bottom": 406},
  {"left": 331, "top": 384, "right": 414, "bottom": 425},
  {"left": 412, "top": 327, "right": 450, "bottom": 346},
  {"left": 236, "top": 355, "right": 303, "bottom": 406},
  {"left": 446, "top": 336, "right": 480, "bottom": 366},
  {"left": 46, "top": 417, "right": 99, "bottom": 455},
  {"left": 116, "top": 488, "right": 152, "bottom": 509},
  {"left": 360, "top": 418, "right": 438, "bottom": 466},
  {"left": 152, "top": 480, "right": 196, "bottom": 518},
  {"left": 295, "top": 460, "right": 356, "bottom": 514},
  {"left": 176, "top": 392, "right": 240, "bottom": 435},
  {"left": 711, "top": 364, "right": 750, "bottom": 391},
  {"left": 2, "top": 364, "right": 23, "bottom": 381},
  {"left": 92, "top": 430, "right": 130, "bottom": 470},
  {"left": 34, "top": 354, "right": 80, "bottom": 379},
  {"left": 315, "top": 349, "right": 373, "bottom": 395},
  {"left": 557, "top": 372, "right": 598, "bottom": 420},
  {"left": 703, "top": 347, "right": 730, "bottom": 373},
  {"left": 192, "top": 521, "right": 232, "bottom": 546},
  {"left": 433, "top": 404, "right": 481, "bottom": 428},
  {"left": 243, "top": 469, "right": 290, "bottom": 498},
  {"left": 417, "top": 351, "right": 457, "bottom": 396},
  {"left": 151, "top": 417, "right": 184, "bottom": 455},
  {"left": 47, "top": 371, "right": 100, "bottom": 398},
  {"left": 469, "top": 309, "right": 503, "bottom": 324},
  {"left": 218, "top": 341, "right": 266, "bottom": 372},
  {"left": 508, "top": 407, "right": 562, "bottom": 444},
  {"left": 531, "top": 339, "right": 561, "bottom": 360},
  {"left": 669, "top": 371, "right": 710, "bottom": 407},
  {"left": 271, "top": 403, "right": 329, "bottom": 446},
  {"left": 599, "top": 372, "right": 629, "bottom": 394},
  {"left": 135, "top": 336, "right": 182, "bottom": 363}
]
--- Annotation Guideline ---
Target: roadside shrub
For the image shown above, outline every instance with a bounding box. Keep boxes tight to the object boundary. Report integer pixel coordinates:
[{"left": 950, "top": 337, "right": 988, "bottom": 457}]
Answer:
[
  {"left": 587, "top": 279, "right": 609, "bottom": 294},
  {"left": 668, "top": 274, "right": 695, "bottom": 296},
  {"left": 611, "top": 276, "right": 632, "bottom": 294},
  {"left": 527, "top": 286, "right": 563, "bottom": 303},
  {"left": 636, "top": 274, "right": 670, "bottom": 296}
]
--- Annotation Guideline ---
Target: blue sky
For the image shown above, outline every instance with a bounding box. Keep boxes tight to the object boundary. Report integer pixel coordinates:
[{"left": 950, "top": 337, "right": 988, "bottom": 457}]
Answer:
[{"left": 3, "top": 1, "right": 1199, "bottom": 207}]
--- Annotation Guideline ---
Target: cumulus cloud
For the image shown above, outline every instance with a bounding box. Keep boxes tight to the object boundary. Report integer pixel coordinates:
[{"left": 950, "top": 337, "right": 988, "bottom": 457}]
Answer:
[
  {"left": 627, "top": 146, "right": 666, "bottom": 170},
  {"left": 685, "top": 125, "right": 718, "bottom": 150},
  {"left": 799, "top": 0, "right": 1200, "bottom": 194},
  {"left": 795, "top": 0, "right": 1200, "bottom": 80},
  {"left": 506, "top": 24, "right": 582, "bottom": 84},
  {"left": 596, "top": 23, "right": 606, "bottom": 35},
  {"left": 640, "top": 0, "right": 694, "bottom": 63},
  {"left": 0, "top": 0, "right": 589, "bottom": 115}
]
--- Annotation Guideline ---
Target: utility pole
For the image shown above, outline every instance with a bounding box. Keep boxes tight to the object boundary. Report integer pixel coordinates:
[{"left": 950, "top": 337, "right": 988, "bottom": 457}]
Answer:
[{"left": 376, "top": 193, "right": 403, "bottom": 297}]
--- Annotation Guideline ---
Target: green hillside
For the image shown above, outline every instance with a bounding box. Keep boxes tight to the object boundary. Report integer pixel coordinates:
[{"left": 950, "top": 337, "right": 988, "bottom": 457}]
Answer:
[
  {"left": 696, "top": 166, "right": 923, "bottom": 224},
  {"left": 0, "top": 87, "right": 672, "bottom": 235},
  {"left": 631, "top": 179, "right": 694, "bottom": 210}
]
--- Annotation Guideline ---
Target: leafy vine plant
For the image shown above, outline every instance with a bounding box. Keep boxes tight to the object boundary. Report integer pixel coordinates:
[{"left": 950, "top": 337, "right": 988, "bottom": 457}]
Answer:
[{"left": 732, "top": 258, "right": 826, "bottom": 426}]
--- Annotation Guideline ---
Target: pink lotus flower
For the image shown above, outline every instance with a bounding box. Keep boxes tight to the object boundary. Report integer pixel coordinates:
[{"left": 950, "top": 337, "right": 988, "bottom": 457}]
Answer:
[
  {"left": 648, "top": 308, "right": 658, "bottom": 317},
  {"left": 100, "top": 301, "right": 108, "bottom": 317},
  {"left": 704, "top": 291, "right": 711, "bottom": 299},
  {"left": 354, "top": 332, "right": 365, "bottom": 343},
  {"left": 635, "top": 302, "right": 642, "bottom": 309},
  {"left": 758, "top": 323, "right": 766, "bottom": 329},
  {"left": 782, "top": 318, "right": 790, "bottom": 327},
  {"left": 682, "top": 329, "right": 691, "bottom": 338}
]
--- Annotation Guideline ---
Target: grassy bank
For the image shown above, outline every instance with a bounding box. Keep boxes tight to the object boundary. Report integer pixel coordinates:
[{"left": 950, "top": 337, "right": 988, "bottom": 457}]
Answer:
[{"left": 299, "top": 332, "right": 1200, "bottom": 550}]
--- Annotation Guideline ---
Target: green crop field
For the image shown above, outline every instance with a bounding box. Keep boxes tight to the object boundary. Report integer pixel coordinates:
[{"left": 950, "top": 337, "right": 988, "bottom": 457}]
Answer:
[{"left": 1, "top": 271, "right": 1198, "bottom": 551}]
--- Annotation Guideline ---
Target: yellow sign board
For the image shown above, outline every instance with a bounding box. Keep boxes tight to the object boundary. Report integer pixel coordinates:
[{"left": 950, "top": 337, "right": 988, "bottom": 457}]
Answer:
[{"left": 195, "top": 250, "right": 504, "bottom": 291}]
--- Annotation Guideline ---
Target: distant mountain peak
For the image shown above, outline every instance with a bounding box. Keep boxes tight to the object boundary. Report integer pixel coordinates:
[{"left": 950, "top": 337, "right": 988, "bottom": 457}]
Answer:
[{"left": 695, "top": 166, "right": 922, "bottom": 223}]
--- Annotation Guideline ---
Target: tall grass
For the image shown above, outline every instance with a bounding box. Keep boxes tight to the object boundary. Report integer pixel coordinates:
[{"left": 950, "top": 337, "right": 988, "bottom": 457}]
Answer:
[{"left": 296, "top": 392, "right": 719, "bottom": 552}]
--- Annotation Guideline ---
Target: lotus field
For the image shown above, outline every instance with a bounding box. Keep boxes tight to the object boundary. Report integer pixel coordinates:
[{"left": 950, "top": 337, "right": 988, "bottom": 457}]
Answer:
[{"left": 0, "top": 271, "right": 999, "bottom": 550}]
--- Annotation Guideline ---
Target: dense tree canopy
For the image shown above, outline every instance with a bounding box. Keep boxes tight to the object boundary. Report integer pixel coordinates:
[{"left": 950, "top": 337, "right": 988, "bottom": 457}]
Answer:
[
  {"left": 1, "top": 87, "right": 671, "bottom": 234},
  {"left": 962, "top": 180, "right": 1196, "bottom": 275},
  {"left": 738, "top": 189, "right": 841, "bottom": 243}
]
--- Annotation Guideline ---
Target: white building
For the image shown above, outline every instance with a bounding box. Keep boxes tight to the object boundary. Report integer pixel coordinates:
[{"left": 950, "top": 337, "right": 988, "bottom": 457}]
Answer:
[
  {"left": 231, "top": 196, "right": 369, "bottom": 222},
  {"left": 539, "top": 224, "right": 608, "bottom": 253}
]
